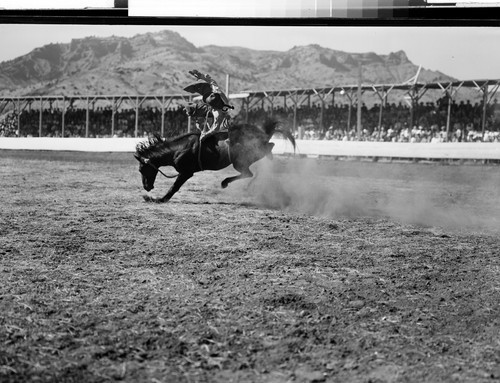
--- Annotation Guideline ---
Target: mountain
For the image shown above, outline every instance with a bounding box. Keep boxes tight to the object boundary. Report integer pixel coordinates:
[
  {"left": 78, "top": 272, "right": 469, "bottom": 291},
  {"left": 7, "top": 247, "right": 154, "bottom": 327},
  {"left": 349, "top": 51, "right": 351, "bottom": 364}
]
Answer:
[{"left": 0, "top": 30, "right": 455, "bottom": 97}]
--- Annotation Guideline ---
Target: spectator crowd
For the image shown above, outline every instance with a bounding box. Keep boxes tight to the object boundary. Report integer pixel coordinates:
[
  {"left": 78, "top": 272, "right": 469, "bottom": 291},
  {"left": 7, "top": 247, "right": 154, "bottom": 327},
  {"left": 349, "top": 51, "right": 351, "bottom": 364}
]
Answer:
[
  {"left": 247, "top": 98, "right": 500, "bottom": 143},
  {"left": 0, "top": 105, "right": 188, "bottom": 139},
  {"left": 1, "top": 97, "right": 500, "bottom": 143}
]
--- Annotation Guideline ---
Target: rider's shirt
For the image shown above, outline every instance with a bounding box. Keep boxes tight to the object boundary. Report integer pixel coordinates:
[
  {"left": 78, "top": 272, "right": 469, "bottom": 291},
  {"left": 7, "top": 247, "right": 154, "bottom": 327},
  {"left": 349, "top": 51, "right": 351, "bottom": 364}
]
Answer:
[{"left": 183, "top": 70, "right": 233, "bottom": 138}]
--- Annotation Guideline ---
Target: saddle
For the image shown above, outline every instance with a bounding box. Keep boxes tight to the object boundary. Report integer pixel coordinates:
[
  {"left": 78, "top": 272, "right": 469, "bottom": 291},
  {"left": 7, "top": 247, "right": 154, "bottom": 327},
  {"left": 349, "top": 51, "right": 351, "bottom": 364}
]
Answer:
[{"left": 195, "top": 131, "right": 231, "bottom": 171}]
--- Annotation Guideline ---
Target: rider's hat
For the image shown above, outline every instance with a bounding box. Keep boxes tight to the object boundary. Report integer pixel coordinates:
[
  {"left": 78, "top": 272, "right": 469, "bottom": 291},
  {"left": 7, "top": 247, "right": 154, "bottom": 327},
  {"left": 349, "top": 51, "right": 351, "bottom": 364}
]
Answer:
[{"left": 204, "top": 93, "right": 233, "bottom": 110}]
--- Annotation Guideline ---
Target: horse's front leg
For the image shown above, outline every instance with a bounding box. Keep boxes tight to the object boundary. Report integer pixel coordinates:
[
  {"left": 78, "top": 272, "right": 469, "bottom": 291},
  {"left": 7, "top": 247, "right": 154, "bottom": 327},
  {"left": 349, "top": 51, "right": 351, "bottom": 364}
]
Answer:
[
  {"left": 144, "top": 173, "right": 193, "bottom": 203},
  {"left": 160, "top": 172, "right": 193, "bottom": 202}
]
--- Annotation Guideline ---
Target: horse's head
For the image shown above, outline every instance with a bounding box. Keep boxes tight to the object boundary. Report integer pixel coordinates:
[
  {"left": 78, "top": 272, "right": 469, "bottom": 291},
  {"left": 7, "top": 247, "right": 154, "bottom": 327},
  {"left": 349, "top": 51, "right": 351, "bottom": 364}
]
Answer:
[{"left": 134, "top": 154, "right": 158, "bottom": 192}]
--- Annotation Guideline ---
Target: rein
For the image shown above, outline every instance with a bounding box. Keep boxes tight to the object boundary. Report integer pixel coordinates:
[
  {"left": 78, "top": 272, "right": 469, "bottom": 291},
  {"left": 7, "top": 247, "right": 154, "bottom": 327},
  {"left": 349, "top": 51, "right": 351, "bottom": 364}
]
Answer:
[{"left": 144, "top": 159, "right": 178, "bottom": 179}]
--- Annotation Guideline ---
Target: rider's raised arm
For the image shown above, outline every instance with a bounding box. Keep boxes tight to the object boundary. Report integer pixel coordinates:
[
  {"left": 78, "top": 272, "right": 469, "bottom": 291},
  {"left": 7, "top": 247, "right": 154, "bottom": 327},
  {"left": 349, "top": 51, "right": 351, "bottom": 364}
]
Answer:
[{"left": 189, "top": 70, "right": 217, "bottom": 86}]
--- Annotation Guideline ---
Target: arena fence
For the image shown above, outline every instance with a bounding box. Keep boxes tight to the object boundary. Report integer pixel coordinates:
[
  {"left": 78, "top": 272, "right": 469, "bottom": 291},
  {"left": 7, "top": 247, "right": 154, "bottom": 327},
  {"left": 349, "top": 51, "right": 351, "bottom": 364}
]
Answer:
[{"left": 1, "top": 137, "right": 499, "bottom": 162}]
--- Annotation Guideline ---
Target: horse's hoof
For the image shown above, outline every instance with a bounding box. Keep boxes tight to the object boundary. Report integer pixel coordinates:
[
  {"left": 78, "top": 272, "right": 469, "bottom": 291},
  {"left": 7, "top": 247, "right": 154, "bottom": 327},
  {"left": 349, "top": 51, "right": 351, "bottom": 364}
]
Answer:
[{"left": 143, "top": 195, "right": 155, "bottom": 203}]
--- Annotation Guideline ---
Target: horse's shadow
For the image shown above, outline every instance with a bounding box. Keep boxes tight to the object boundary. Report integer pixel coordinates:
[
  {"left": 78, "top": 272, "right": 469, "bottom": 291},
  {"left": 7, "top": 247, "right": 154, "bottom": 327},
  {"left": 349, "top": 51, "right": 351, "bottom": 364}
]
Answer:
[{"left": 169, "top": 200, "right": 261, "bottom": 208}]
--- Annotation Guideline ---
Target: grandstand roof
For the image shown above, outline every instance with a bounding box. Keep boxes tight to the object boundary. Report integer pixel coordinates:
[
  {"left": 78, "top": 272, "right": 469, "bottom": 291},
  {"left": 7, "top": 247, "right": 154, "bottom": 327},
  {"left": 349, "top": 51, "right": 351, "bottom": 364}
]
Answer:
[
  {"left": 1, "top": 79, "right": 499, "bottom": 105},
  {"left": 240, "top": 79, "right": 500, "bottom": 99}
]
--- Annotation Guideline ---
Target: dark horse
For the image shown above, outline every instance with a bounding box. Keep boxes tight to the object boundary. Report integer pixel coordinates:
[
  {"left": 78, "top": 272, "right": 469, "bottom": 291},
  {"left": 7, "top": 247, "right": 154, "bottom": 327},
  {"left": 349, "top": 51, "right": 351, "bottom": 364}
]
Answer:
[{"left": 134, "top": 120, "right": 296, "bottom": 203}]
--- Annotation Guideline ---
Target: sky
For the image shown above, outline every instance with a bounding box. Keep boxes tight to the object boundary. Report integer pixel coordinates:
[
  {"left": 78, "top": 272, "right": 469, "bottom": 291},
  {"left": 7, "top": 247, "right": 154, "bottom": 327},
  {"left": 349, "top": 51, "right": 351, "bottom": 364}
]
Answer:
[{"left": 0, "top": 24, "right": 499, "bottom": 81}]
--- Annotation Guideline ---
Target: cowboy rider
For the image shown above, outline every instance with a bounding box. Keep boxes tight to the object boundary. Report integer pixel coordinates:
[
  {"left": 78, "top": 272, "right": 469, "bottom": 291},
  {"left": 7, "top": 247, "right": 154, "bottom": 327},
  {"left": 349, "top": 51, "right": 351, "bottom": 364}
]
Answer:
[{"left": 183, "top": 70, "right": 234, "bottom": 141}]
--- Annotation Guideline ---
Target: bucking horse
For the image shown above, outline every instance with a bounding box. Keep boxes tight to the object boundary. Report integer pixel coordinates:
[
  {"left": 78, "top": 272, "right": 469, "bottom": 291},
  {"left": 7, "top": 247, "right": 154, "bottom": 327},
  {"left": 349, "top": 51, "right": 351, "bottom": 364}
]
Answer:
[{"left": 134, "top": 119, "right": 296, "bottom": 203}]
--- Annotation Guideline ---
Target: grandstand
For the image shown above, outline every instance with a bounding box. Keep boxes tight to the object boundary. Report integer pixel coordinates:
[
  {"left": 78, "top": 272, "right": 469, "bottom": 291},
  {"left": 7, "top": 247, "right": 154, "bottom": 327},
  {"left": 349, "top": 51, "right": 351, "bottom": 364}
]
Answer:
[{"left": 1, "top": 78, "right": 499, "bottom": 143}]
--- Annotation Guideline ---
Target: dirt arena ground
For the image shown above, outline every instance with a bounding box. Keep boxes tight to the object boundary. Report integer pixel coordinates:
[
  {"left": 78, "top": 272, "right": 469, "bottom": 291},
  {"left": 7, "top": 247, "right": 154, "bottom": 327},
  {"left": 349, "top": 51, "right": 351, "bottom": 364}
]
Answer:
[{"left": 1, "top": 149, "right": 500, "bottom": 383}]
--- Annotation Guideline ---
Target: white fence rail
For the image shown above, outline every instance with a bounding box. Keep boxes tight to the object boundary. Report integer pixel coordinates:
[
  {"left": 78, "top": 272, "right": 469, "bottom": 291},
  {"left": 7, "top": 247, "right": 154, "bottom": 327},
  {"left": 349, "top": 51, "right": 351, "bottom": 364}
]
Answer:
[
  {"left": 0, "top": 137, "right": 499, "bottom": 160},
  {"left": 272, "top": 140, "right": 500, "bottom": 160}
]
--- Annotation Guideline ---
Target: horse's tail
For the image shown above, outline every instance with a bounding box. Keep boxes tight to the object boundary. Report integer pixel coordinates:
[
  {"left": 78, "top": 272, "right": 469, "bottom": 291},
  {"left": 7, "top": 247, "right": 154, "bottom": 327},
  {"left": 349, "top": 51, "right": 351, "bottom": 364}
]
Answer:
[
  {"left": 274, "top": 127, "right": 296, "bottom": 152},
  {"left": 262, "top": 119, "right": 280, "bottom": 137},
  {"left": 263, "top": 119, "right": 296, "bottom": 152}
]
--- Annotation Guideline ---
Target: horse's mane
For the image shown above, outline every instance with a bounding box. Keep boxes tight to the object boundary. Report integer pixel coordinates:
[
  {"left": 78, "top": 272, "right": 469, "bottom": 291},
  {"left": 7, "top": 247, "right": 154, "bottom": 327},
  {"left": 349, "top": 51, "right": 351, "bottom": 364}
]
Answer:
[
  {"left": 135, "top": 132, "right": 200, "bottom": 157},
  {"left": 135, "top": 134, "right": 164, "bottom": 157}
]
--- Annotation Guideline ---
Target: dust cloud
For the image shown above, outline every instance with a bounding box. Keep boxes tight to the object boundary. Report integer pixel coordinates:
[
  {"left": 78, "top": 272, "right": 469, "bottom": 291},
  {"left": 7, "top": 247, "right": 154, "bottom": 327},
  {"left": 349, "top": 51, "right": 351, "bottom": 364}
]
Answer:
[{"left": 227, "top": 158, "right": 500, "bottom": 234}]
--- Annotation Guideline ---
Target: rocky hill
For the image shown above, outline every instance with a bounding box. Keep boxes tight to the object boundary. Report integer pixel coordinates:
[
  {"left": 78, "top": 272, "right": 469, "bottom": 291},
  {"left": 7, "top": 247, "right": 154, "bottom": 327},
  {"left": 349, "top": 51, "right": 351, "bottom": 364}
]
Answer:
[{"left": 0, "top": 29, "right": 455, "bottom": 97}]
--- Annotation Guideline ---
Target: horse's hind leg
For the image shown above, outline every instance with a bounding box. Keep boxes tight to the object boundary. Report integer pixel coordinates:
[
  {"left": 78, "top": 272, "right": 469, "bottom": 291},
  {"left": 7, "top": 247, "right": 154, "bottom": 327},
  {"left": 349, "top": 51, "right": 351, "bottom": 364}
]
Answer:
[{"left": 221, "top": 167, "right": 253, "bottom": 189}]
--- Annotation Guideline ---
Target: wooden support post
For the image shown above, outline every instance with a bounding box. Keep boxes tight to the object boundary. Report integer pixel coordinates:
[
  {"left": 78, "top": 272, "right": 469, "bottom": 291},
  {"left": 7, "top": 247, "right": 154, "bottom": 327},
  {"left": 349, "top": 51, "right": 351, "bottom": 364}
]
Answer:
[
  {"left": 111, "top": 96, "right": 116, "bottom": 137},
  {"left": 347, "top": 99, "right": 352, "bottom": 140},
  {"left": 287, "top": 91, "right": 301, "bottom": 135},
  {"left": 372, "top": 85, "right": 394, "bottom": 140},
  {"left": 481, "top": 85, "right": 488, "bottom": 139},
  {"left": 161, "top": 95, "right": 165, "bottom": 136},
  {"left": 263, "top": 92, "right": 274, "bottom": 117},
  {"left": 85, "top": 97, "right": 90, "bottom": 138},
  {"left": 15, "top": 99, "right": 21, "bottom": 137},
  {"left": 135, "top": 96, "right": 139, "bottom": 138},
  {"left": 244, "top": 98, "right": 248, "bottom": 123},
  {"left": 446, "top": 92, "right": 452, "bottom": 142},
  {"left": 378, "top": 101, "right": 383, "bottom": 140},
  {"left": 61, "top": 96, "right": 66, "bottom": 137},
  {"left": 472, "top": 80, "right": 494, "bottom": 141},
  {"left": 319, "top": 99, "right": 325, "bottom": 134},
  {"left": 406, "top": 85, "right": 428, "bottom": 129},
  {"left": 342, "top": 89, "right": 355, "bottom": 141},
  {"left": 293, "top": 101, "right": 297, "bottom": 135},
  {"left": 409, "top": 97, "right": 414, "bottom": 128},
  {"left": 39, "top": 97, "right": 43, "bottom": 137},
  {"left": 357, "top": 63, "right": 362, "bottom": 139},
  {"left": 152, "top": 95, "right": 171, "bottom": 136},
  {"left": 438, "top": 82, "right": 462, "bottom": 142},
  {"left": 187, "top": 96, "right": 192, "bottom": 133}
]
